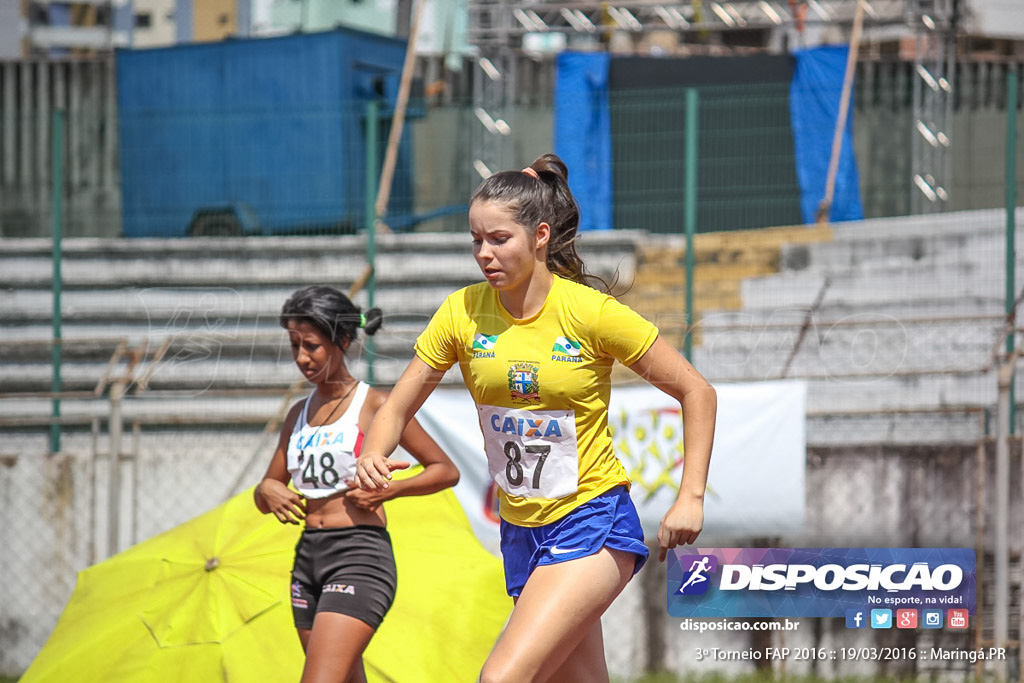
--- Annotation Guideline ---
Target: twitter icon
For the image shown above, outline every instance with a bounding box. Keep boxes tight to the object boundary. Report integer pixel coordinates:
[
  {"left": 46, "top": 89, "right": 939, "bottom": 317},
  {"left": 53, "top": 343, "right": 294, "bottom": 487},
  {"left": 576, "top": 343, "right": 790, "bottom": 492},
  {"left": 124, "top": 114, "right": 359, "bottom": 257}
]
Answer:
[{"left": 870, "top": 609, "right": 893, "bottom": 629}]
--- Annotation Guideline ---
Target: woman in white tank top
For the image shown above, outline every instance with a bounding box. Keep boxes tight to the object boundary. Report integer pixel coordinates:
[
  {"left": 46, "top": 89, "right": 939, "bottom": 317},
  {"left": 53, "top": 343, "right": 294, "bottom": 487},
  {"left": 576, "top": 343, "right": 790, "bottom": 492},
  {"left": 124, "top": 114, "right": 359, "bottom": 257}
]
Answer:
[{"left": 254, "top": 285, "right": 460, "bottom": 683}]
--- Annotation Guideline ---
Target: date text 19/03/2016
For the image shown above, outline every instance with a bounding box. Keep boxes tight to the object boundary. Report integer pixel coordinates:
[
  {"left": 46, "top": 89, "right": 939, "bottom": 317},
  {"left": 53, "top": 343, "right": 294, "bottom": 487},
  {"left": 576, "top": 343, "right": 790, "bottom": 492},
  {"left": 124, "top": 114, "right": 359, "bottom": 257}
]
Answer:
[{"left": 693, "top": 647, "right": 1008, "bottom": 663}]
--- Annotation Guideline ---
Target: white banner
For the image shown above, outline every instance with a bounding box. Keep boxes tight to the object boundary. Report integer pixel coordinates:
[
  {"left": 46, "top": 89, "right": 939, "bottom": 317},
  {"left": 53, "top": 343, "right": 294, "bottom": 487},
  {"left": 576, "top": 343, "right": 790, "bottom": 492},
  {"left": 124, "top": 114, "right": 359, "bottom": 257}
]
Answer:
[{"left": 409, "top": 381, "right": 806, "bottom": 555}]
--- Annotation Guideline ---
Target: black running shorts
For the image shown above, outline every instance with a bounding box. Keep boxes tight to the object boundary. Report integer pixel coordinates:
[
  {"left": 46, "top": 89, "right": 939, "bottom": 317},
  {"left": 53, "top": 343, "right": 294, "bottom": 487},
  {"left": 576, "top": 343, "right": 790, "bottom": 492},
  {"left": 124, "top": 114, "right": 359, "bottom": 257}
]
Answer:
[{"left": 290, "top": 525, "right": 397, "bottom": 629}]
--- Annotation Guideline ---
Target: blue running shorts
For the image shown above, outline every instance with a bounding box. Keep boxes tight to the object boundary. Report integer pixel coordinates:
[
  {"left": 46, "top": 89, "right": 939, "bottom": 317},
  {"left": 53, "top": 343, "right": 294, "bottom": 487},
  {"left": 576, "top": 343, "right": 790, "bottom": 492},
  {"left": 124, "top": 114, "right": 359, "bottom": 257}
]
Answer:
[{"left": 499, "top": 486, "right": 649, "bottom": 597}]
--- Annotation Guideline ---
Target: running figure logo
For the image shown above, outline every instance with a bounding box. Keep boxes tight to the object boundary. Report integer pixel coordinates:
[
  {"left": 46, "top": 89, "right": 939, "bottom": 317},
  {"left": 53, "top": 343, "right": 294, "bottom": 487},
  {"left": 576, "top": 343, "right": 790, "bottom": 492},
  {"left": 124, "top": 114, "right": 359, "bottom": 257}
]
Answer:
[{"left": 676, "top": 555, "right": 718, "bottom": 595}]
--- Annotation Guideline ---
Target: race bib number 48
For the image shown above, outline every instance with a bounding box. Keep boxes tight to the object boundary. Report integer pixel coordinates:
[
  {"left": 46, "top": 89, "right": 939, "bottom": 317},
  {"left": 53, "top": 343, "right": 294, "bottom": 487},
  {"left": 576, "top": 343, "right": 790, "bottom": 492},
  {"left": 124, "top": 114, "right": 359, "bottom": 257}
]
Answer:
[
  {"left": 477, "top": 405, "right": 579, "bottom": 499},
  {"left": 287, "top": 425, "right": 360, "bottom": 498}
]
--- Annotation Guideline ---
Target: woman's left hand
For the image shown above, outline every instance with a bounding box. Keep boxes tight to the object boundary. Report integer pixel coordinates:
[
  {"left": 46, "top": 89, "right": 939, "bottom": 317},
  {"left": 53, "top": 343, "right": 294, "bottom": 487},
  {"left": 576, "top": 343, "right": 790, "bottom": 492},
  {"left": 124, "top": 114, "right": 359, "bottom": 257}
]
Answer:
[
  {"left": 344, "top": 486, "right": 391, "bottom": 511},
  {"left": 657, "top": 497, "right": 704, "bottom": 562}
]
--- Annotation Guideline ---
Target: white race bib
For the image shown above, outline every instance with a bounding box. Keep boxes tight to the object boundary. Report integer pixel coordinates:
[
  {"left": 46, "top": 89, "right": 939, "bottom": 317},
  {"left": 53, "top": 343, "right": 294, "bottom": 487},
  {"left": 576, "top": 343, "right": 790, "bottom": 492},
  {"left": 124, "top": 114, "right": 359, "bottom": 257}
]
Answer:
[
  {"left": 477, "top": 405, "right": 578, "bottom": 499},
  {"left": 287, "top": 425, "right": 360, "bottom": 499}
]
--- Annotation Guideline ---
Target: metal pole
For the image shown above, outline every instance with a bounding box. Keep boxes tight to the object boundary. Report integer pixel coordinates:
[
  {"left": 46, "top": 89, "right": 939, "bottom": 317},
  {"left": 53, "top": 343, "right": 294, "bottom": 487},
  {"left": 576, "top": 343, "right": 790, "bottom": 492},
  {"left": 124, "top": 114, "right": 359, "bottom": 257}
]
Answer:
[
  {"left": 997, "top": 68, "right": 1018, "bottom": 683},
  {"left": 1006, "top": 69, "right": 1019, "bottom": 435},
  {"left": 683, "top": 88, "right": 699, "bottom": 361},
  {"left": 816, "top": 0, "right": 865, "bottom": 224},
  {"left": 50, "top": 109, "right": 64, "bottom": 454},
  {"left": 1005, "top": 65, "right": 1023, "bottom": 683},
  {"left": 107, "top": 383, "right": 124, "bottom": 558},
  {"left": 642, "top": 540, "right": 666, "bottom": 674},
  {"left": 374, "top": 0, "right": 426, "bottom": 226},
  {"left": 364, "top": 99, "right": 379, "bottom": 384},
  {"left": 973, "top": 411, "right": 988, "bottom": 682},
  {"left": 996, "top": 357, "right": 1014, "bottom": 683}
]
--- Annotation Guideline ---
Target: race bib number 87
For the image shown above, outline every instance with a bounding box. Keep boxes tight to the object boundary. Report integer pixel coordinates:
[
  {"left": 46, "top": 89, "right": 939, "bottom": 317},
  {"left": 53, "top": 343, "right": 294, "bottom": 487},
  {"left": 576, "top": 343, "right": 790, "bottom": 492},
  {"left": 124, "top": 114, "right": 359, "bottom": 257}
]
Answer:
[{"left": 477, "top": 405, "right": 579, "bottom": 499}]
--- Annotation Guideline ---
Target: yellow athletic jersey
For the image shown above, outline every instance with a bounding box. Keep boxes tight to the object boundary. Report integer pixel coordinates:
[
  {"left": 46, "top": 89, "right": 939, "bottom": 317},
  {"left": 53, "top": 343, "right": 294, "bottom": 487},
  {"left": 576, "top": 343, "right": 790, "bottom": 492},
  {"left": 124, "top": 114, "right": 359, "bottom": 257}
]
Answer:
[{"left": 415, "top": 275, "right": 659, "bottom": 526}]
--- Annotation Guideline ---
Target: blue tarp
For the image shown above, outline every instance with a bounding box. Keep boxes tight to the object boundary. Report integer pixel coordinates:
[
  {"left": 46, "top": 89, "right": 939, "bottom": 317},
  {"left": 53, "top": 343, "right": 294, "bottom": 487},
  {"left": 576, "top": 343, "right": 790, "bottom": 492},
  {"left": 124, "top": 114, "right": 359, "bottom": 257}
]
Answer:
[
  {"left": 554, "top": 53, "right": 612, "bottom": 232},
  {"left": 117, "top": 29, "right": 412, "bottom": 237},
  {"left": 789, "top": 46, "right": 864, "bottom": 223},
  {"left": 552, "top": 50, "right": 864, "bottom": 232}
]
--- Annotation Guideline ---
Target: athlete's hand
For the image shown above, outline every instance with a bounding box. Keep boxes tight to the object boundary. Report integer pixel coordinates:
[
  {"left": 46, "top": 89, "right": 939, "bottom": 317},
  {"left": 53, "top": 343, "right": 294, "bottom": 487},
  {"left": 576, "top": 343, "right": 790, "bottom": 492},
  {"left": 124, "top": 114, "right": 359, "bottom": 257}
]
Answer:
[
  {"left": 344, "top": 486, "right": 392, "bottom": 511},
  {"left": 657, "top": 497, "right": 704, "bottom": 562},
  {"left": 258, "top": 479, "right": 307, "bottom": 525},
  {"left": 354, "top": 454, "right": 410, "bottom": 491}
]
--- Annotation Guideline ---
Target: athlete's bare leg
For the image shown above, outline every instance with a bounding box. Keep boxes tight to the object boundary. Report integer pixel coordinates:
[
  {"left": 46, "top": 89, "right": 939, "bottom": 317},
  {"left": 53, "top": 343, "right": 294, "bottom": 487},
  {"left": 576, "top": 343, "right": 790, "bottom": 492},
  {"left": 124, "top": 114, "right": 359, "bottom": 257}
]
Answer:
[
  {"left": 545, "top": 619, "right": 610, "bottom": 683},
  {"left": 479, "top": 547, "right": 634, "bottom": 683},
  {"left": 300, "top": 612, "right": 375, "bottom": 683},
  {"left": 346, "top": 660, "right": 369, "bottom": 683}
]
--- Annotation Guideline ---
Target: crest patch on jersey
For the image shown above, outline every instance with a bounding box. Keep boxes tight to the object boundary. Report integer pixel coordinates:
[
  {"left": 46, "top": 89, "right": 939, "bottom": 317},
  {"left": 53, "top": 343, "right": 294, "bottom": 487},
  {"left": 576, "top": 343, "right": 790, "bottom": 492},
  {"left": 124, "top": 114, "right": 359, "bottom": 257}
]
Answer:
[{"left": 508, "top": 362, "right": 541, "bottom": 404}]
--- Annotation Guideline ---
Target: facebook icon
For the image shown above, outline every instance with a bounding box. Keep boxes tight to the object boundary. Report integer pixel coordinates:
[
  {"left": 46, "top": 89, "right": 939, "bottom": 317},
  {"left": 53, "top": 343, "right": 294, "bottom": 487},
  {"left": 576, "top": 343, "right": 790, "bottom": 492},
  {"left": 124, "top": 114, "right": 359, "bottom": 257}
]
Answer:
[{"left": 846, "top": 609, "right": 866, "bottom": 629}]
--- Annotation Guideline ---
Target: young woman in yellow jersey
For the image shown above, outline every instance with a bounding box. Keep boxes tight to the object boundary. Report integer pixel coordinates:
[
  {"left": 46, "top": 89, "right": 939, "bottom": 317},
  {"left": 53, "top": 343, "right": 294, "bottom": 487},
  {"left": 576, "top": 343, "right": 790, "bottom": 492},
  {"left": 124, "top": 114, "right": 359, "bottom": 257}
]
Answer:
[{"left": 355, "top": 154, "right": 717, "bottom": 682}]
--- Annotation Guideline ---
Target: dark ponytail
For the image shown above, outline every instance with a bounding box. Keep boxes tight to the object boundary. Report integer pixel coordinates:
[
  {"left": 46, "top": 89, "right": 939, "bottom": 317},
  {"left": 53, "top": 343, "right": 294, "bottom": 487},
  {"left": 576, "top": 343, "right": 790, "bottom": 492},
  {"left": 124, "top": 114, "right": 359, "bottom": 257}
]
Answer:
[
  {"left": 470, "top": 152, "right": 606, "bottom": 290},
  {"left": 280, "top": 285, "right": 383, "bottom": 350},
  {"left": 361, "top": 307, "right": 384, "bottom": 336}
]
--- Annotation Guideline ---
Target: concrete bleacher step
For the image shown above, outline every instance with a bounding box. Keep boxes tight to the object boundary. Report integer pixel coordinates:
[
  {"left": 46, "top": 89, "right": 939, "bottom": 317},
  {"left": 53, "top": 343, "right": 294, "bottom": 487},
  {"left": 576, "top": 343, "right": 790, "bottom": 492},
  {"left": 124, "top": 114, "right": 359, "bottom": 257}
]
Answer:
[
  {"left": 0, "top": 322, "right": 461, "bottom": 394},
  {"left": 695, "top": 322, "right": 998, "bottom": 377},
  {"left": 0, "top": 285, "right": 460, "bottom": 324},
  {"left": 0, "top": 354, "right": 425, "bottom": 395},
  {"left": 737, "top": 265, "right": 1016, "bottom": 311},
  {"left": 776, "top": 208, "right": 1021, "bottom": 273},
  {"left": 623, "top": 224, "right": 833, "bottom": 348},
  {"left": 681, "top": 208, "right": 1021, "bottom": 426},
  {"left": 0, "top": 289, "right": 446, "bottom": 392},
  {"left": 2, "top": 319, "right": 433, "bottom": 357},
  {"left": 0, "top": 230, "right": 641, "bottom": 288},
  {"left": 783, "top": 230, "right": 1005, "bottom": 272},
  {"left": 805, "top": 410, "right": 985, "bottom": 446},
  {"left": 0, "top": 394, "right": 289, "bottom": 426},
  {"left": 687, "top": 369, "right": 997, "bottom": 417},
  {"left": 814, "top": 208, "right": 1018, "bottom": 241},
  {"left": 701, "top": 296, "right": 1007, "bottom": 325}
]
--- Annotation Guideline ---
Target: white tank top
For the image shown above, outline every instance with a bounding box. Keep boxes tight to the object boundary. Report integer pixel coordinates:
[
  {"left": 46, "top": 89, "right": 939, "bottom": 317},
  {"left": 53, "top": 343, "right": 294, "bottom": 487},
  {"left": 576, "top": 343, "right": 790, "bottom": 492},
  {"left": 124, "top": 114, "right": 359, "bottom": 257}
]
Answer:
[{"left": 286, "top": 382, "right": 369, "bottom": 499}]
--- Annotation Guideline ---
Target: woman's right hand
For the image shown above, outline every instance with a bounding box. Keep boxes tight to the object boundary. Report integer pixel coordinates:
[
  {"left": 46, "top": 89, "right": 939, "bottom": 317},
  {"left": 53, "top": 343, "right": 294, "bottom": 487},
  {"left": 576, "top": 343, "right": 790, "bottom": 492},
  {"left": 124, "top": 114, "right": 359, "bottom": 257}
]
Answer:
[
  {"left": 355, "top": 453, "right": 410, "bottom": 490},
  {"left": 257, "top": 479, "right": 307, "bottom": 524}
]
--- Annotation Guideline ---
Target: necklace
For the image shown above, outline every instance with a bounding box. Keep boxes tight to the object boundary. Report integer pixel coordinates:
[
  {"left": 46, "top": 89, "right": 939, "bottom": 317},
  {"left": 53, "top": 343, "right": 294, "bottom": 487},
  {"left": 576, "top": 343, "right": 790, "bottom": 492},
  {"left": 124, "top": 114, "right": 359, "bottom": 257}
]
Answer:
[
  {"left": 299, "top": 379, "right": 358, "bottom": 459},
  {"left": 311, "top": 379, "right": 358, "bottom": 427}
]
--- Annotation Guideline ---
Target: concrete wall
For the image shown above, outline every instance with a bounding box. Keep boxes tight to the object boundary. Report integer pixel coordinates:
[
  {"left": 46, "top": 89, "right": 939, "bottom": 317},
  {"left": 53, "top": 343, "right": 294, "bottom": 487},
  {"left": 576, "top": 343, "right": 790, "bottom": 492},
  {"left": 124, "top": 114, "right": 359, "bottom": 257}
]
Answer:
[
  {"left": 0, "top": 58, "right": 121, "bottom": 238},
  {"left": 854, "top": 60, "right": 1024, "bottom": 218},
  {"left": 410, "top": 104, "right": 554, "bottom": 232}
]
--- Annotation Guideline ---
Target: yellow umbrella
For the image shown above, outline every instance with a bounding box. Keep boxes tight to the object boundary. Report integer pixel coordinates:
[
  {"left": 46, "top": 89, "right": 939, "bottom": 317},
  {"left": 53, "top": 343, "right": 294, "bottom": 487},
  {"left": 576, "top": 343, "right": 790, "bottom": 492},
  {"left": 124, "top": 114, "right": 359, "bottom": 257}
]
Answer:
[
  {"left": 22, "top": 479, "right": 510, "bottom": 682},
  {"left": 21, "top": 488, "right": 304, "bottom": 682}
]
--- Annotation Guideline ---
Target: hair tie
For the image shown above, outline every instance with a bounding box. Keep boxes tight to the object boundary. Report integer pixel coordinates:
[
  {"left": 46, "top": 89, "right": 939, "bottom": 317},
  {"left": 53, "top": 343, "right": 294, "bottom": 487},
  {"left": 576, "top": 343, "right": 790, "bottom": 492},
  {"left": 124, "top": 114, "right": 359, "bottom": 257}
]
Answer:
[
  {"left": 522, "top": 167, "right": 539, "bottom": 180},
  {"left": 359, "top": 313, "right": 367, "bottom": 329}
]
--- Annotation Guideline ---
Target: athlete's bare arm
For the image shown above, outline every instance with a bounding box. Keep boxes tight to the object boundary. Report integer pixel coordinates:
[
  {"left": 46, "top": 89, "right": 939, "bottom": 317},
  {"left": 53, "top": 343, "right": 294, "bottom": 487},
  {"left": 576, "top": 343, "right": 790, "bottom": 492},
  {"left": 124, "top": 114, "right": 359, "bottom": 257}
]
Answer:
[
  {"left": 345, "top": 388, "right": 459, "bottom": 510},
  {"left": 355, "top": 357, "right": 448, "bottom": 491},
  {"left": 254, "top": 402, "right": 308, "bottom": 524},
  {"left": 628, "top": 337, "right": 717, "bottom": 560}
]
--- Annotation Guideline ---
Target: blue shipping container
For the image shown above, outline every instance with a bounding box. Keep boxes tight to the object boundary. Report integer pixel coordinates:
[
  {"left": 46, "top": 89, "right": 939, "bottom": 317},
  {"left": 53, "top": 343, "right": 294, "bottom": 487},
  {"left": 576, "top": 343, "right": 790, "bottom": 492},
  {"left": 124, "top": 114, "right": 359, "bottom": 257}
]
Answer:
[{"left": 116, "top": 28, "right": 414, "bottom": 237}]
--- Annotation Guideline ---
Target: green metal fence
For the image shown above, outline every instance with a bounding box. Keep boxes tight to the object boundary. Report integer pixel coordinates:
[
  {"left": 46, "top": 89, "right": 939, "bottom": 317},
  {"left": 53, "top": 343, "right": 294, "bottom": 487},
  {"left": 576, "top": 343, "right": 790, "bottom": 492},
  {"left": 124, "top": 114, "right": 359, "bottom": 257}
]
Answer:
[{"left": 3, "top": 59, "right": 1024, "bottom": 680}]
